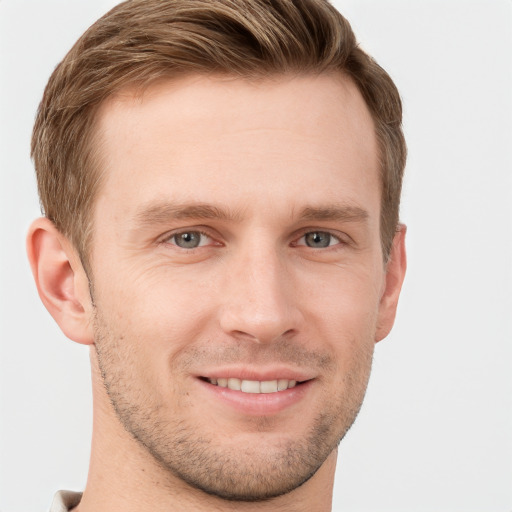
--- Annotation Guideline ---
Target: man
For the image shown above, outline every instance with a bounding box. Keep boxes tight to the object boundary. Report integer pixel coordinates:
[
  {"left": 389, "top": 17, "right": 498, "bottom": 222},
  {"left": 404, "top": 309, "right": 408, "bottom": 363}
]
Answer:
[{"left": 27, "top": 0, "right": 406, "bottom": 510}]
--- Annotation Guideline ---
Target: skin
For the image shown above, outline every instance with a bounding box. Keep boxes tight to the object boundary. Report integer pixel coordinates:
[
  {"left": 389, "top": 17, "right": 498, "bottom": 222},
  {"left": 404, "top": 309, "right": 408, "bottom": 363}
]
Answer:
[{"left": 27, "top": 73, "right": 406, "bottom": 512}]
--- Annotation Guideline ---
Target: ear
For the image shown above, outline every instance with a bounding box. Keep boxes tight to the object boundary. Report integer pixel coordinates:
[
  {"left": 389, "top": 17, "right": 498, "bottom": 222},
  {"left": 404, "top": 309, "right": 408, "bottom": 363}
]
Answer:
[
  {"left": 27, "top": 217, "right": 94, "bottom": 345},
  {"left": 375, "top": 224, "right": 407, "bottom": 342}
]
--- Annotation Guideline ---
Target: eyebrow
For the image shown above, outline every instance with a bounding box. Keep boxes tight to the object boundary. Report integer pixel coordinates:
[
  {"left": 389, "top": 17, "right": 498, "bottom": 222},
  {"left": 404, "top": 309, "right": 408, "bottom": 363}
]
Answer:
[
  {"left": 298, "top": 205, "right": 369, "bottom": 223},
  {"left": 132, "top": 201, "right": 369, "bottom": 229},
  {"left": 133, "top": 202, "right": 244, "bottom": 228}
]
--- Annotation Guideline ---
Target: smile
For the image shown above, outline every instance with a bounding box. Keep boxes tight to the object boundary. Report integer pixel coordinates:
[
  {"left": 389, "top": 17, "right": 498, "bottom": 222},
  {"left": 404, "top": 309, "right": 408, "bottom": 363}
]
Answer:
[{"left": 205, "top": 377, "right": 298, "bottom": 394}]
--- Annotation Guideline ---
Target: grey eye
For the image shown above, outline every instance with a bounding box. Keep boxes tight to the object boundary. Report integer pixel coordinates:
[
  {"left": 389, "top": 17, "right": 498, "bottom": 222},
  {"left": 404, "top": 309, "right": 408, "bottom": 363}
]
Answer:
[
  {"left": 172, "top": 231, "right": 203, "bottom": 249},
  {"left": 304, "top": 231, "right": 334, "bottom": 248}
]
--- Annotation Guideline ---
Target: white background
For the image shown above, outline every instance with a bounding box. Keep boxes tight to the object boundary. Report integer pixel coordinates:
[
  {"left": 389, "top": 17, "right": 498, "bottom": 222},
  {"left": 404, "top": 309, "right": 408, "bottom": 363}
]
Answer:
[{"left": 0, "top": 1, "right": 510, "bottom": 511}]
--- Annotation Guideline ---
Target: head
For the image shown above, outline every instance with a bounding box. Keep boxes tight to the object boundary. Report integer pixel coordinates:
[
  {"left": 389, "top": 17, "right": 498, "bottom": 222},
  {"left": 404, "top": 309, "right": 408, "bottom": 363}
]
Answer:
[{"left": 28, "top": 0, "right": 407, "bottom": 504}]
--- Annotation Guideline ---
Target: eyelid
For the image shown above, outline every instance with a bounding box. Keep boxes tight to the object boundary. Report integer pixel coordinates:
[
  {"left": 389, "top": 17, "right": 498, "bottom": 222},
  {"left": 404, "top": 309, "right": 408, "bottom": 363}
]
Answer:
[
  {"left": 159, "top": 227, "right": 220, "bottom": 248},
  {"left": 292, "top": 229, "right": 347, "bottom": 247}
]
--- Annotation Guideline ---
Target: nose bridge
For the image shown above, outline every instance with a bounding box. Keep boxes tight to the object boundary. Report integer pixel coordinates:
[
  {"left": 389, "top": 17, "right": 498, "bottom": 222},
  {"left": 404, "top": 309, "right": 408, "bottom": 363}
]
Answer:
[{"left": 219, "top": 237, "right": 300, "bottom": 343}]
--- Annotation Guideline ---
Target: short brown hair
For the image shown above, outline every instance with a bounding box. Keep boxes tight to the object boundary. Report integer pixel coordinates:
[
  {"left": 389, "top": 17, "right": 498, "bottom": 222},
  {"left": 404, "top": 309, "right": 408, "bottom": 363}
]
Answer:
[{"left": 32, "top": 0, "right": 406, "bottom": 263}]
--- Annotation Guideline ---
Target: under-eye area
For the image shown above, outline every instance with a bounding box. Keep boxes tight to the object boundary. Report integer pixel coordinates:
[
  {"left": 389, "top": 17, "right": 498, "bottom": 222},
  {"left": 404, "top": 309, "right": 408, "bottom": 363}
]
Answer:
[{"left": 200, "top": 377, "right": 308, "bottom": 394}]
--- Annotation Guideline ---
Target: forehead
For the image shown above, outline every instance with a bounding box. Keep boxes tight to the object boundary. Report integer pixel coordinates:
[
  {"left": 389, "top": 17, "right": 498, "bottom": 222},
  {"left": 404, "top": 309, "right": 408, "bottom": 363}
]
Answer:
[{"left": 93, "top": 73, "right": 379, "bottom": 223}]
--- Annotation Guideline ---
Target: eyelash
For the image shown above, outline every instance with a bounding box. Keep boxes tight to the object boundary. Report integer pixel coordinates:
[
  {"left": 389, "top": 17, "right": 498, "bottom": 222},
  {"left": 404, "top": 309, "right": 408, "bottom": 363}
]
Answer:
[
  {"left": 161, "top": 229, "right": 215, "bottom": 249},
  {"left": 294, "top": 231, "right": 343, "bottom": 248}
]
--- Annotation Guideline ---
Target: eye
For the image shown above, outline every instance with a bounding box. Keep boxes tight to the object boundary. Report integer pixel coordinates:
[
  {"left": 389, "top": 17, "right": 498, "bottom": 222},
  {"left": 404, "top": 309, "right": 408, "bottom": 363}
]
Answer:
[
  {"left": 168, "top": 231, "right": 211, "bottom": 249},
  {"left": 297, "top": 231, "right": 341, "bottom": 249}
]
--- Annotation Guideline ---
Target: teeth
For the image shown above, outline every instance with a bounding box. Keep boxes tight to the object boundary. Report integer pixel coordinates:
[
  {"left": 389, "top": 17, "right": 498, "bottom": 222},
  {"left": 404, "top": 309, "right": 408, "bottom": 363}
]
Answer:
[
  {"left": 208, "top": 378, "right": 298, "bottom": 393},
  {"left": 241, "top": 380, "right": 261, "bottom": 393},
  {"left": 227, "top": 378, "right": 241, "bottom": 391},
  {"left": 260, "top": 380, "right": 278, "bottom": 393},
  {"left": 277, "top": 379, "right": 288, "bottom": 391}
]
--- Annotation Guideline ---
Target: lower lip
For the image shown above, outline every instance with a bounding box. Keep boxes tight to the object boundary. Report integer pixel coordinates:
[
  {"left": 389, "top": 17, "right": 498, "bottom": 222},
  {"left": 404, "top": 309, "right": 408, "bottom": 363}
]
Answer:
[{"left": 197, "top": 379, "right": 314, "bottom": 416}]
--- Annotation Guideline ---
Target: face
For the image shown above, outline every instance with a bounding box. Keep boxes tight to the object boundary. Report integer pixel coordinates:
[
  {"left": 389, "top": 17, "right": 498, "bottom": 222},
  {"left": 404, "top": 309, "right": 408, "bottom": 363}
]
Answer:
[{"left": 89, "top": 73, "right": 387, "bottom": 500}]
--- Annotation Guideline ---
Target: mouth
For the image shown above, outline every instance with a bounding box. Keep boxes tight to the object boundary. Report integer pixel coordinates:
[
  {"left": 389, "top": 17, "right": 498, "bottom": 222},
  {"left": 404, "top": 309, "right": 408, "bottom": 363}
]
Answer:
[
  {"left": 197, "top": 373, "right": 314, "bottom": 415},
  {"left": 201, "top": 377, "right": 301, "bottom": 394}
]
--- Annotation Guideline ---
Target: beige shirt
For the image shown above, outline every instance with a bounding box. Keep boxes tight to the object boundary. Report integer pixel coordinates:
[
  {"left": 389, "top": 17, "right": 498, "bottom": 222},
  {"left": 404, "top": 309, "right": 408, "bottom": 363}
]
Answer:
[{"left": 49, "top": 491, "right": 82, "bottom": 512}]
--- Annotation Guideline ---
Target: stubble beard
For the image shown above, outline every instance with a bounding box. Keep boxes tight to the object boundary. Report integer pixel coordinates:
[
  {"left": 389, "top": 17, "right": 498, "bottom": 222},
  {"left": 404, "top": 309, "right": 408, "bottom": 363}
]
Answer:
[{"left": 93, "top": 310, "right": 374, "bottom": 502}]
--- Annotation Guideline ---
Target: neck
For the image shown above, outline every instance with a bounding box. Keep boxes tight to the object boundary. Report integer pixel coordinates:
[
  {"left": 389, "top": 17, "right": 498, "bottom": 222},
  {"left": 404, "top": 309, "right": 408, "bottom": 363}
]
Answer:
[{"left": 75, "top": 349, "right": 337, "bottom": 512}]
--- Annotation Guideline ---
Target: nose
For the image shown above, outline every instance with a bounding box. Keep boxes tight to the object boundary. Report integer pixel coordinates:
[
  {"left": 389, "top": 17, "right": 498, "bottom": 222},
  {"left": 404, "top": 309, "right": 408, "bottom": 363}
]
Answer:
[{"left": 219, "top": 243, "right": 303, "bottom": 344}]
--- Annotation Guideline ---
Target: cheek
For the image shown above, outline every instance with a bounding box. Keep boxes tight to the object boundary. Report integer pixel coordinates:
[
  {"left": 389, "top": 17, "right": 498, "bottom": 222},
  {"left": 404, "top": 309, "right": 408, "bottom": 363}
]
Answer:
[
  {"left": 92, "top": 265, "right": 221, "bottom": 390},
  {"left": 303, "top": 261, "right": 383, "bottom": 330},
  {"left": 96, "top": 256, "right": 212, "bottom": 323},
  {"left": 299, "top": 263, "right": 382, "bottom": 381}
]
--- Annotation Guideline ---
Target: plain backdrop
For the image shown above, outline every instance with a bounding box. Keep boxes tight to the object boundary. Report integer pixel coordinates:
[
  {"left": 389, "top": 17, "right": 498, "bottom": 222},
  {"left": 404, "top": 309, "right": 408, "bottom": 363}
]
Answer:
[{"left": 0, "top": 1, "right": 511, "bottom": 511}]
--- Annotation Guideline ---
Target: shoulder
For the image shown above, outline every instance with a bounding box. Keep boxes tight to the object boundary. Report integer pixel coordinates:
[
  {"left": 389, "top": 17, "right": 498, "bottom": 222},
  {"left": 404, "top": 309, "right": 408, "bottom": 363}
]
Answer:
[{"left": 48, "top": 490, "right": 82, "bottom": 512}]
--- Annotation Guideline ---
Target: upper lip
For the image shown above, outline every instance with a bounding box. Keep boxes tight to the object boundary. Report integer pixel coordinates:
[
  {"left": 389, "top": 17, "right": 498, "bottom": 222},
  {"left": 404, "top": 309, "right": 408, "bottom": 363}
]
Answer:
[{"left": 196, "top": 366, "right": 315, "bottom": 382}]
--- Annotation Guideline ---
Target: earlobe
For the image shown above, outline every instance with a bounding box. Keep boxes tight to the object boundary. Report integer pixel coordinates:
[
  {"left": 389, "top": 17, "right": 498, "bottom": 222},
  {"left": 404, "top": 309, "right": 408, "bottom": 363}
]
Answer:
[
  {"left": 375, "top": 224, "right": 407, "bottom": 342},
  {"left": 27, "top": 217, "right": 94, "bottom": 345}
]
